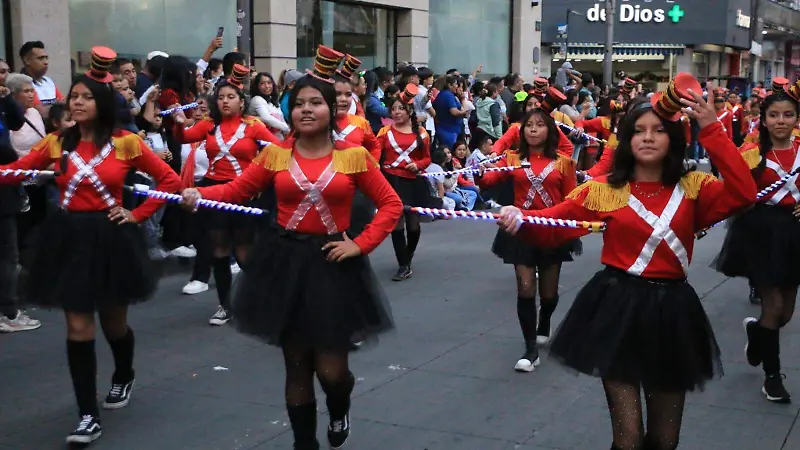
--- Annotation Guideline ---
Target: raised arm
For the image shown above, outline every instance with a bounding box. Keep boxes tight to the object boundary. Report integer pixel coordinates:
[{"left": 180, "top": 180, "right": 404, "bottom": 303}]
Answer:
[
  {"left": 173, "top": 118, "right": 213, "bottom": 144},
  {"left": 492, "top": 125, "right": 520, "bottom": 154}
]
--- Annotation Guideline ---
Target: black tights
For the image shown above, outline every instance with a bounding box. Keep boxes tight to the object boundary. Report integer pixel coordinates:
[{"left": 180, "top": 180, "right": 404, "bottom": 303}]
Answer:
[
  {"left": 515, "top": 263, "right": 562, "bottom": 344},
  {"left": 604, "top": 379, "right": 685, "bottom": 450},
  {"left": 391, "top": 212, "right": 421, "bottom": 267},
  {"left": 754, "top": 285, "right": 797, "bottom": 330},
  {"left": 209, "top": 228, "right": 253, "bottom": 309},
  {"left": 283, "top": 342, "right": 355, "bottom": 416}
]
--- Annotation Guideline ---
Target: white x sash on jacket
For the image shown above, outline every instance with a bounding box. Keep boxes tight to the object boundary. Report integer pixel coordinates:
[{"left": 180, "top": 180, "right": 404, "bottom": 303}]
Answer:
[
  {"left": 62, "top": 142, "right": 117, "bottom": 209},
  {"left": 521, "top": 160, "right": 556, "bottom": 209},
  {"left": 334, "top": 124, "right": 357, "bottom": 142},
  {"left": 765, "top": 150, "right": 800, "bottom": 205},
  {"left": 286, "top": 157, "right": 339, "bottom": 233},
  {"left": 210, "top": 122, "right": 248, "bottom": 176},
  {"left": 385, "top": 130, "right": 416, "bottom": 169},
  {"left": 627, "top": 184, "right": 689, "bottom": 276}
]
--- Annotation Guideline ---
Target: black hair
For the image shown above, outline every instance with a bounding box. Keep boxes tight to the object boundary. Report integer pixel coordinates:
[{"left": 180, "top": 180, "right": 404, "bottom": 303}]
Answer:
[
  {"left": 145, "top": 56, "right": 166, "bottom": 80},
  {"left": 504, "top": 73, "right": 520, "bottom": 89},
  {"left": 60, "top": 75, "right": 117, "bottom": 171},
  {"left": 446, "top": 68, "right": 459, "bottom": 75},
  {"left": 288, "top": 75, "right": 338, "bottom": 140},
  {"left": 565, "top": 89, "right": 579, "bottom": 106},
  {"left": 207, "top": 80, "right": 249, "bottom": 135},
  {"left": 489, "top": 76, "right": 504, "bottom": 86},
  {"left": 388, "top": 96, "right": 424, "bottom": 150},
  {"left": 45, "top": 102, "right": 69, "bottom": 134},
  {"left": 431, "top": 149, "right": 448, "bottom": 166},
  {"left": 482, "top": 83, "right": 498, "bottom": 99},
  {"left": 205, "top": 58, "right": 223, "bottom": 78},
  {"left": 756, "top": 91, "right": 800, "bottom": 172},
  {"left": 222, "top": 52, "right": 246, "bottom": 77},
  {"left": 517, "top": 109, "right": 560, "bottom": 161},
  {"left": 160, "top": 56, "right": 197, "bottom": 103},
  {"left": 250, "top": 72, "right": 279, "bottom": 107},
  {"left": 19, "top": 41, "right": 44, "bottom": 59},
  {"left": 364, "top": 70, "right": 378, "bottom": 95},
  {"left": 417, "top": 67, "right": 434, "bottom": 82},
  {"left": 607, "top": 104, "right": 688, "bottom": 188}
]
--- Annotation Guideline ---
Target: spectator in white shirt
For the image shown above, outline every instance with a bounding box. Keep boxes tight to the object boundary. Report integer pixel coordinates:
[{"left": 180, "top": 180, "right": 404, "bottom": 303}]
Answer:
[
  {"left": 248, "top": 72, "right": 290, "bottom": 139},
  {"left": 19, "top": 41, "right": 64, "bottom": 118}
]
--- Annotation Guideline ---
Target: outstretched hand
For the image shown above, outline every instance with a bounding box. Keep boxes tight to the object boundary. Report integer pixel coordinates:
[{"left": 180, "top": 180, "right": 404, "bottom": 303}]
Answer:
[
  {"left": 680, "top": 89, "right": 718, "bottom": 130},
  {"left": 322, "top": 233, "right": 362, "bottom": 262}
]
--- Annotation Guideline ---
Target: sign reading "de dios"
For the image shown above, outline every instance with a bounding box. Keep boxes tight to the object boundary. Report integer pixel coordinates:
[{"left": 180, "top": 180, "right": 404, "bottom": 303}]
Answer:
[{"left": 586, "top": 2, "right": 686, "bottom": 24}]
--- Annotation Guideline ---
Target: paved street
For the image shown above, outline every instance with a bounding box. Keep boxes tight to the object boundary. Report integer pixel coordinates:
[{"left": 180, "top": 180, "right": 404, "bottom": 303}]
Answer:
[{"left": 2, "top": 218, "right": 799, "bottom": 449}]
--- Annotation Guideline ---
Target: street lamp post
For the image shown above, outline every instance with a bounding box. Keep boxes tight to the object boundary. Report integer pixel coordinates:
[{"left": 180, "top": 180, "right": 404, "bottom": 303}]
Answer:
[{"left": 564, "top": 9, "right": 582, "bottom": 61}]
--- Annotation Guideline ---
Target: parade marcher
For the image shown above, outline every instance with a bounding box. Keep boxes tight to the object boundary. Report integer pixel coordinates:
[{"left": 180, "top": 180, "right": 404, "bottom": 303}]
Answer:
[
  {"left": 181, "top": 44, "right": 402, "bottom": 450},
  {"left": 497, "top": 74, "right": 757, "bottom": 450},
  {"left": 171, "top": 64, "right": 281, "bottom": 326},
  {"left": 711, "top": 79, "right": 800, "bottom": 404},
  {"left": 338, "top": 54, "right": 366, "bottom": 118},
  {"left": 476, "top": 88, "right": 576, "bottom": 372},
  {"left": 334, "top": 60, "right": 381, "bottom": 238},
  {"left": 0, "top": 47, "right": 181, "bottom": 444},
  {"left": 378, "top": 83, "right": 436, "bottom": 281}
]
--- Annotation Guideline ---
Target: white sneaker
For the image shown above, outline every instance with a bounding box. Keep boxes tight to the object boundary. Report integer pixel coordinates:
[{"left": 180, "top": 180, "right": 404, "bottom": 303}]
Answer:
[
  {"left": 170, "top": 246, "right": 197, "bottom": 258},
  {"left": 209, "top": 306, "right": 231, "bottom": 326},
  {"left": 182, "top": 280, "right": 209, "bottom": 295},
  {"left": 230, "top": 262, "right": 241, "bottom": 275},
  {"left": 0, "top": 311, "right": 41, "bottom": 333},
  {"left": 699, "top": 158, "right": 709, "bottom": 164}
]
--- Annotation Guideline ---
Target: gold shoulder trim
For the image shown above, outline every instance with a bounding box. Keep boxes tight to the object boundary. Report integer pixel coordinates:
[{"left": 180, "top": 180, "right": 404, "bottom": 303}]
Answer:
[{"left": 566, "top": 180, "right": 629, "bottom": 212}]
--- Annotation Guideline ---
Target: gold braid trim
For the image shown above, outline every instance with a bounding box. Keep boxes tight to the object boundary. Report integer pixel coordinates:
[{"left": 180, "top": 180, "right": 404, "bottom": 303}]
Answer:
[
  {"left": 113, "top": 133, "right": 143, "bottom": 160},
  {"left": 566, "top": 180, "right": 630, "bottom": 212},
  {"left": 679, "top": 171, "right": 717, "bottom": 200},
  {"left": 740, "top": 147, "right": 762, "bottom": 169}
]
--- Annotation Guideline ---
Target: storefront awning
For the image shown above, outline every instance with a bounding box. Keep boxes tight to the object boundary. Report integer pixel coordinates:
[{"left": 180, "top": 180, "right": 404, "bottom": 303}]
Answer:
[{"left": 553, "top": 43, "right": 685, "bottom": 57}]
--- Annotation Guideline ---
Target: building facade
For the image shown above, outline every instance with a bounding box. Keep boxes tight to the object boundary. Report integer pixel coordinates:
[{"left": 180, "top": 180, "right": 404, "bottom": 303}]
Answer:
[{"left": 541, "top": 0, "right": 800, "bottom": 88}]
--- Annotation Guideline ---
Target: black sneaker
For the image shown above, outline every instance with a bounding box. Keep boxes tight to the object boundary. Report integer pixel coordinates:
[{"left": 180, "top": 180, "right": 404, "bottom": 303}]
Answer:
[
  {"left": 514, "top": 345, "right": 540, "bottom": 373},
  {"left": 391, "top": 266, "right": 412, "bottom": 281},
  {"left": 65, "top": 415, "right": 102, "bottom": 444},
  {"left": 536, "top": 314, "right": 551, "bottom": 346},
  {"left": 749, "top": 287, "right": 761, "bottom": 305},
  {"left": 209, "top": 306, "right": 231, "bottom": 326},
  {"left": 103, "top": 379, "right": 135, "bottom": 410},
  {"left": 763, "top": 374, "right": 791, "bottom": 403},
  {"left": 327, "top": 413, "right": 350, "bottom": 449},
  {"left": 743, "top": 317, "right": 761, "bottom": 367}
]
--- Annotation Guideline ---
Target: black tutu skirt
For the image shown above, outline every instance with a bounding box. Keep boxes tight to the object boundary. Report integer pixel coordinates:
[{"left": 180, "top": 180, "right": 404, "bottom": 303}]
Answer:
[
  {"left": 711, "top": 203, "right": 800, "bottom": 286},
  {"left": 383, "top": 172, "right": 441, "bottom": 208},
  {"left": 21, "top": 210, "right": 157, "bottom": 313},
  {"left": 491, "top": 229, "right": 573, "bottom": 267},
  {"left": 549, "top": 267, "right": 722, "bottom": 392},
  {"left": 231, "top": 225, "right": 394, "bottom": 351},
  {"left": 197, "top": 178, "right": 259, "bottom": 231},
  {"left": 348, "top": 189, "right": 376, "bottom": 239}
]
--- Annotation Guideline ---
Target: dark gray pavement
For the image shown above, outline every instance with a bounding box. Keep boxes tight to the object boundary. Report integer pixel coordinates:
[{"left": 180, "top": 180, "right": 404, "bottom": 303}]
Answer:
[{"left": 2, "top": 219, "right": 799, "bottom": 449}]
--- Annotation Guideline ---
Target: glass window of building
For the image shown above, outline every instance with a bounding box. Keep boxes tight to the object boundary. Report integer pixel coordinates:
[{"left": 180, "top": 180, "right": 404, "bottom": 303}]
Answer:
[
  {"left": 69, "top": 0, "right": 237, "bottom": 71},
  {"left": 428, "top": 0, "right": 511, "bottom": 77},
  {"left": 297, "top": 0, "right": 395, "bottom": 72}
]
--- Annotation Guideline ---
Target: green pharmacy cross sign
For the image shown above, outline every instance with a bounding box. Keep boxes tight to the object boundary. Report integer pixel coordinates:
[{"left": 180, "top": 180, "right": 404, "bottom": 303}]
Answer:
[{"left": 667, "top": 4, "right": 685, "bottom": 23}]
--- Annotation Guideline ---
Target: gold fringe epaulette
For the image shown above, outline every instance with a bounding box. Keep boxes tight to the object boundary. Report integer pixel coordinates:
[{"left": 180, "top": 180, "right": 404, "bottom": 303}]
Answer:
[
  {"left": 679, "top": 171, "right": 716, "bottom": 200},
  {"left": 555, "top": 154, "right": 575, "bottom": 174},
  {"left": 113, "top": 133, "right": 143, "bottom": 160},
  {"left": 740, "top": 147, "right": 762, "bottom": 169},
  {"left": 256, "top": 145, "right": 375, "bottom": 174},
  {"left": 31, "top": 134, "right": 63, "bottom": 159},
  {"left": 607, "top": 133, "right": 619, "bottom": 150},
  {"left": 601, "top": 117, "right": 611, "bottom": 131},
  {"left": 376, "top": 126, "right": 391, "bottom": 138},
  {"left": 566, "top": 180, "right": 630, "bottom": 212},
  {"left": 505, "top": 151, "right": 522, "bottom": 167},
  {"left": 257, "top": 144, "right": 292, "bottom": 171},
  {"left": 242, "top": 116, "right": 263, "bottom": 126}
]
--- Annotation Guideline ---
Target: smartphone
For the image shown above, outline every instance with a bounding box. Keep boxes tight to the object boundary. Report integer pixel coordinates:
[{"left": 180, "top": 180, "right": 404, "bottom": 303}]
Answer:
[{"left": 216, "top": 27, "right": 225, "bottom": 38}]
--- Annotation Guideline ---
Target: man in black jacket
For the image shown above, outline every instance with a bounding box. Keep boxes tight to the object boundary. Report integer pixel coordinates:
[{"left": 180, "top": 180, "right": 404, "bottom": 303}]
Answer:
[{"left": 0, "top": 85, "right": 41, "bottom": 333}]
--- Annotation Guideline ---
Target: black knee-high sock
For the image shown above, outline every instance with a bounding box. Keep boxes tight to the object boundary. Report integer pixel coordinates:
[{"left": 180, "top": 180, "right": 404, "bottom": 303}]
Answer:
[
  {"left": 406, "top": 229, "right": 421, "bottom": 261},
  {"left": 212, "top": 256, "right": 232, "bottom": 309},
  {"left": 107, "top": 328, "right": 135, "bottom": 384},
  {"left": 287, "top": 401, "right": 320, "bottom": 449},
  {"left": 538, "top": 295, "right": 559, "bottom": 335},
  {"left": 761, "top": 327, "right": 781, "bottom": 376},
  {"left": 391, "top": 231, "right": 409, "bottom": 267},
  {"left": 320, "top": 372, "right": 355, "bottom": 421},
  {"left": 516, "top": 296, "right": 538, "bottom": 345},
  {"left": 67, "top": 340, "right": 99, "bottom": 417}
]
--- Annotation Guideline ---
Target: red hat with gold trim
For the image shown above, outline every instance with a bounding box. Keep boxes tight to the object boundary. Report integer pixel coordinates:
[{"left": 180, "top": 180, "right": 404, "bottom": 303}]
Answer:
[
  {"left": 336, "top": 54, "right": 362, "bottom": 80},
  {"left": 621, "top": 77, "right": 637, "bottom": 96},
  {"left": 307, "top": 45, "right": 345, "bottom": 84},
  {"left": 650, "top": 72, "right": 702, "bottom": 122},
  {"left": 399, "top": 83, "right": 419, "bottom": 104},
  {"left": 785, "top": 79, "right": 800, "bottom": 103},
  {"left": 540, "top": 87, "right": 567, "bottom": 115},
  {"left": 228, "top": 64, "right": 248, "bottom": 89},
  {"left": 530, "top": 77, "right": 549, "bottom": 98},
  {"left": 772, "top": 77, "right": 789, "bottom": 93},
  {"left": 85, "top": 46, "right": 117, "bottom": 83}
]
